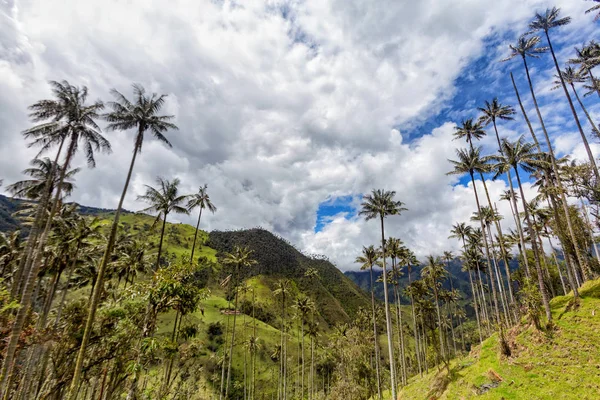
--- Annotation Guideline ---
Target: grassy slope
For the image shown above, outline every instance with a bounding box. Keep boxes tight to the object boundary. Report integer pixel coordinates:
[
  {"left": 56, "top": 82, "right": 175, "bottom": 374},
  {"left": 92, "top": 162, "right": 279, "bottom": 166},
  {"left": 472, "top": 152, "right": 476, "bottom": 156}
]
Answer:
[{"left": 399, "top": 279, "right": 600, "bottom": 400}]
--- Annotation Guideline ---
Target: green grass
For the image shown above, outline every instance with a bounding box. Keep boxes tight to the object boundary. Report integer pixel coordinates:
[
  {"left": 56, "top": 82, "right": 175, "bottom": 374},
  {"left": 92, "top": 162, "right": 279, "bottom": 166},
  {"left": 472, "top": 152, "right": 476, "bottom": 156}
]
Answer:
[{"left": 399, "top": 279, "right": 600, "bottom": 399}]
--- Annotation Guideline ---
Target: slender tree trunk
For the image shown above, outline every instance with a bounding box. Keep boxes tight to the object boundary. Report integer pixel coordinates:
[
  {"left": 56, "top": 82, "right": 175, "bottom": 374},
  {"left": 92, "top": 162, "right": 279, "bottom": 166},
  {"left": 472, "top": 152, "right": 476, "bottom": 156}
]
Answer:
[
  {"left": 570, "top": 83, "right": 600, "bottom": 139},
  {"left": 521, "top": 56, "right": 587, "bottom": 293},
  {"left": 547, "top": 236, "right": 567, "bottom": 295},
  {"left": 393, "top": 281, "right": 407, "bottom": 386},
  {"left": 407, "top": 266, "right": 422, "bottom": 377},
  {"left": 1, "top": 136, "right": 77, "bottom": 399},
  {"left": 514, "top": 168, "right": 552, "bottom": 322},
  {"left": 225, "top": 266, "right": 240, "bottom": 399},
  {"left": 10, "top": 137, "right": 66, "bottom": 301},
  {"left": 588, "top": 69, "right": 600, "bottom": 98},
  {"left": 469, "top": 173, "right": 501, "bottom": 327},
  {"left": 545, "top": 31, "right": 600, "bottom": 180},
  {"left": 369, "top": 265, "right": 383, "bottom": 400},
  {"left": 190, "top": 207, "right": 203, "bottom": 264},
  {"left": 581, "top": 201, "right": 600, "bottom": 262},
  {"left": 156, "top": 214, "right": 168, "bottom": 271},
  {"left": 463, "top": 238, "right": 483, "bottom": 345},
  {"left": 69, "top": 134, "right": 143, "bottom": 400},
  {"left": 378, "top": 215, "right": 397, "bottom": 400}
]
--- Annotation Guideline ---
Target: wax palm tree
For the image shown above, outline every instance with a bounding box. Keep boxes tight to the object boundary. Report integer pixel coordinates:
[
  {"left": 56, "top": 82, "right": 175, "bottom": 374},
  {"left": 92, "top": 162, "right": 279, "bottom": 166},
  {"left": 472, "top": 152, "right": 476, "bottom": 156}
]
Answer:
[
  {"left": 293, "top": 295, "right": 314, "bottom": 399},
  {"left": 586, "top": 0, "right": 600, "bottom": 20},
  {"left": 386, "top": 237, "right": 407, "bottom": 386},
  {"left": 273, "top": 279, "right": 292, "bottom": 400},
  {"left": 187, "top": 184, "right": 217, "bottom": 264},
  {"left": 529, "top": 8, "right": 599, "bottom": 180},
  {"left": 476, "top": 99, "right": 518, "bottom": 306},
  {"left": 459, "top": 247, "right": 484, "bottom": 343},
  {"left": 359, "top": 189, "right": 407, "bottom": 399},
  {"left": 1, "top": 81, "right": 109, "bottom": 397},
  {"left": 6, "top": 158, "right": 80, "bottom": 201},
  {"left": 453, "top": 119, "right": 486, "bottom": 148},
  {"left": 552, "top": 67, "right": 600, "bottom": 140},
  {"left": 355, "top": 245, "right": 382, "bottom": 400},
  {"left": 422, "top": 256, "right": 448, "bottom": 368},
  {"left": 138, "top": 177, "right": 190, "bottom": 270},
  {"left": 504, "top": 34, "right": 587, "bottom": 293},
  {"left": 401, "top": 247, "right": 423, "bottom": 376},
  {"left": 491, "top": 137, "right": 552, "bottom": 323},
  {"left": 570, "top": 42, "right": 600, "bottom": 98},
  {"left": 0, "top": 231, "right": 22, "bottom": 279},
  {"left": 70, "top": 84, "right": 178, "bottom": 399},
  {"left": 221, "top": 246, "right": 257, "bottom": 399}
]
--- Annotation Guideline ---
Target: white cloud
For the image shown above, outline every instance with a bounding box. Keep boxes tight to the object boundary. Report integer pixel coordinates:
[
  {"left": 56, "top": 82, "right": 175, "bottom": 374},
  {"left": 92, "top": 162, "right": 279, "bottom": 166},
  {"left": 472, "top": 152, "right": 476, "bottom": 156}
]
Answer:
[{"left": 0, "top": 0, "right": 596, "bottom": 271}]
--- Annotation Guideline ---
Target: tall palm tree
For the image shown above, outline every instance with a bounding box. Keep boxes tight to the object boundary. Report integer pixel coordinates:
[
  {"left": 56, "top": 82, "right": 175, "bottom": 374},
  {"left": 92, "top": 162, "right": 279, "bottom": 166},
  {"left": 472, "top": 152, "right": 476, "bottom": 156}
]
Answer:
[
  {"left": 504, "top": 35, "right": 588, "bottom": 290},
  {"left": 447, "top": 147, "right": 501, "bottom": 325},
  {"left": 476, "top": 99, "right": 518, "bottom": 305},
  {"left": 491, "top": 137, "right": 552, "bottom": 322},
  {"left": 187, "top": 184, "right": 217, "bottom": 264},
  {"left": 1, "top": 81, "right": 109, "bottom": 398},
  {"left": 359, "top": 189, "right": 406, "bottom": 400},
  {"left": 355, "top": 245, "right": 382, "bottom": 400},
  {"left": 387, "top": 238, "right": 407, "bottom": 386},
  {"left": 402, "top": 248, "right": 423, "bottom": 375},
  {"left": 293, "top": 295, "right": 314, "bottom": 400},
  {"left": 6, "top": 158, "right": 80, "bottom": 201},
  {"left": 586, "top": 0, "right": 600, "bottom": 20},
  {"left": 222, "top": 246, "right": 257, "bottom": 399},
  {"left": 273, "top": 279, "right": 292, "bottom": 400},
  {"left": 138, "top": 177, "right": 190, "bottom": 270},
  {"left": 71, "top": 84, "right": 178, "bottom": 399},
  {"left": 529, "top": 7, "right": 600, "bottom": 180},
  {"left": 422, "top": 256, "right": 448, "bottom": 368},
  {"left": 453, "top": 118, "right": 486, "bottom": 148}
]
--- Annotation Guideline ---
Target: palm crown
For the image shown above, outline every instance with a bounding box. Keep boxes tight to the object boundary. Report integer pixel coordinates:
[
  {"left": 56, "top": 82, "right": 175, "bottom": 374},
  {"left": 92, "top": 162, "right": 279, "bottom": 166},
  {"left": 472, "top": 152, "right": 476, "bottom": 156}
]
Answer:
[
  {"left": 359, "top": 189, "right": 407, "bottom": 221},
  {"left": 104, "top": 84, "right": 178, "bottom": 152},
  {"left": 138, "top": 177, "right": 190, "bottom": 223},
  {"left": 7, "top": 158, "right": 80, "bottom": 200},
  {"left": 528, "top": 7, "right": 571, "bottom": 33},
  {"left": 187, "top": 184, "right": 217, "bottom": 214},
  {"left": 447, "top": 146, "right": 491, "bottom": 178},
  {"left": 502, "top": 35, "right": 548, "bottom": 61},
  {"left": 477, "top": 98, "right": 515, "bottom": 126},
  {"left": 453, "top": 119, "right": 486, "bottom": 146}
]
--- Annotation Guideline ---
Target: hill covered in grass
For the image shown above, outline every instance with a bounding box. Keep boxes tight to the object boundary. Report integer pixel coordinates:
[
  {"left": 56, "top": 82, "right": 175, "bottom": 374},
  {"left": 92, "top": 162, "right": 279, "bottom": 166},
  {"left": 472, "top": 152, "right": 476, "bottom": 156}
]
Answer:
[{"left": 398, "top": 279, "right": 600, "bottom": 400}]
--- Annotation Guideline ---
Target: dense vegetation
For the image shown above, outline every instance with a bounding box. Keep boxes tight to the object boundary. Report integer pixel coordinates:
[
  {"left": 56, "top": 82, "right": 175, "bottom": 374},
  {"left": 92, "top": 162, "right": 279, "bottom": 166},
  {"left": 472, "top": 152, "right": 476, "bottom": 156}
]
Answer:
[{"left": 0, "top": 4, "right": 599, "bottom": 400}]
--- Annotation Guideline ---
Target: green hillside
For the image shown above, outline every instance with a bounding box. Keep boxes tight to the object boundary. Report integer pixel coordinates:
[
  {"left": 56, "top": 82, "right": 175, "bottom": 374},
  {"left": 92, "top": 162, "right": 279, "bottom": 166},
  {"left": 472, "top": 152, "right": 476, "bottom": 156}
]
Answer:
[{"left": 398, "top": 279, "right": 600, "bottom": 400}]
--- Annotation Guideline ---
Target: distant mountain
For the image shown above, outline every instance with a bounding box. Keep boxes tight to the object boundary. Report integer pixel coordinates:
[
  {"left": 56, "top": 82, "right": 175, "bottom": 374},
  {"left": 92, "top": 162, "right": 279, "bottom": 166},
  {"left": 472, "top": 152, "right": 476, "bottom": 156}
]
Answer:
[
  {"left": 208, "top": 228, "right": 370, "bottom": 324},
  {"left": 344, "top": 258, "right": 473, "bottom": 304}
]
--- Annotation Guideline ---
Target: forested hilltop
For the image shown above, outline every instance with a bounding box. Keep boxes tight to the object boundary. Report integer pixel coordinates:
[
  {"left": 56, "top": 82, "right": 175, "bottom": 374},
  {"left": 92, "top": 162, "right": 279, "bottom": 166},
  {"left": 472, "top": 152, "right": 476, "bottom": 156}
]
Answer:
[{"left": 1, "top": 3, "right": 600, "bottom": 400}]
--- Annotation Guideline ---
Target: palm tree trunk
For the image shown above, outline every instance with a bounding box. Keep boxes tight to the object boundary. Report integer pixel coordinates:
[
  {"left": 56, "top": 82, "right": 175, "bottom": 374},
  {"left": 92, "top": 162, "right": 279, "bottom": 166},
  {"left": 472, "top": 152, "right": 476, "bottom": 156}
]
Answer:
[
  {"left": 225, "top": 267, "right": 240, "bottom": 399},
  {"left": 190, "top": 207, "right": 203, "bottom": 264},
  {"left": 463, "top": 238, "right": 483, "bottom": 345},
  {"left": 300, "top": 320, "right": 305, "bottom": 399},
  {"left": 0, "top": 136, "right": 77, "bottom": 399},
  {"left": 514, "top": 168, "right": 552, "bottom": 322},
  {"left": 156, "top": 214, "right": 168, "bottom": 271},
  {"left": 580, "top": 200, "right": 600, "bottom": 261},
  {"left": 379, "top": 214, "right": 397, "bottom": 400},
  {"left": 486, "top": 225, "right": 511, "bottom": 327},
  {"left": 369, "top": 265, "right": 383, "bottom": 400},
  {"left": 69, "top": 134, "right": 143, "bottom": 400},
  {"left": 521, "top": 55, "right": 587, "bottom": 292},
  {"left": 469, "top": 173, "right": 501, "bottom": 327},
  {"left": 432, "top": 285, "right": 446, "bottom": 370},
  {"left": 393, "top": 281, "right": 407, "bottom": 386},
  {"left": 408, "top": 269, "right": 423, "bottom": 377},
  {"left": 570, "top": 82, "right": 600, "bottom": 139},
  {"left": 547, "top": 236, "right": 567, "bottom": 295},
  {"left": 545, "top": 31, "right": 600, "bottom": 180},
  {"left": 10, "top": 137, "right": 66, "bottom": 301}
]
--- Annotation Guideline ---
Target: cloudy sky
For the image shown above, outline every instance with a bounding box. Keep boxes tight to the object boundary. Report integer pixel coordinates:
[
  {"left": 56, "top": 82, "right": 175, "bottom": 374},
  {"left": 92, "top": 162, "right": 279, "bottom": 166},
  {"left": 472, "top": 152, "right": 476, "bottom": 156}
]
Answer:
[{"left": 1, "top": 0, "right": 599, "bottom": 271}]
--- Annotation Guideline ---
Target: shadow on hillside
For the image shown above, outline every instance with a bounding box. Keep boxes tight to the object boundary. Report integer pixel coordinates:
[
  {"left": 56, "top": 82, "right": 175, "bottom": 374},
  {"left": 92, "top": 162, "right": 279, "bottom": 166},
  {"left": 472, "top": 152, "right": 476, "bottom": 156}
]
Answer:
[{"left": 425, "top": 364, "right": 465, "bottom": 399}]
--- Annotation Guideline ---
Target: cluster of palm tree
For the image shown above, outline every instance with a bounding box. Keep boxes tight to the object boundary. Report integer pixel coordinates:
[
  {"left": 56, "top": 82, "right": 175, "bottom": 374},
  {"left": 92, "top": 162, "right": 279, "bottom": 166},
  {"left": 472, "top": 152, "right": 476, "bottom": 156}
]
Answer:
[
  {"left": 0, "top": 80, "right": 221, "bottom": 399},
  {"left": 445, "top": 4, "right": 600, "bottom": 353}
]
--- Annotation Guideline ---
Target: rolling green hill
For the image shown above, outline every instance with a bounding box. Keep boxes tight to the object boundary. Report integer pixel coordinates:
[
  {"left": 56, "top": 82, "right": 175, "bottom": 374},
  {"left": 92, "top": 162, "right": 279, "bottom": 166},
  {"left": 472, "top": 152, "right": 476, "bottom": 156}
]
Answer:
[{"left": 398, "top": 278, "right": 600, "bottom": 400}]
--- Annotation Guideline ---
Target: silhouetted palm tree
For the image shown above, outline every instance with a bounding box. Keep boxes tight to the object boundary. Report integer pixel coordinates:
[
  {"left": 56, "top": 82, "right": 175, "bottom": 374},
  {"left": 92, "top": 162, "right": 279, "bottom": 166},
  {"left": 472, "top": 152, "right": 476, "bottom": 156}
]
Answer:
[
  {"left": 586, "top": 0, "right": 600, "bottom": 20},
  {"left": 138, "top": 177, "right": 190, "bottom": 270},
  {"left": 7, "top": 158, "right": 79, "bottom": 201},
  {"left": 70, "top": 84, "right": 178, "bottom": 399},
  {"left": 187, "top": 184, "right": 217, "bottom": 263}
]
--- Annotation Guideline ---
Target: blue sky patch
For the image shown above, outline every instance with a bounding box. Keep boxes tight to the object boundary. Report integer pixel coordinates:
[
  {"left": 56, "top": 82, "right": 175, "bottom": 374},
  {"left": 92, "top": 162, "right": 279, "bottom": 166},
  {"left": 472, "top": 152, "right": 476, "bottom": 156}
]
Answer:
[{"left": 315, "top": 195, "right": 359, "bottom": 232}]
